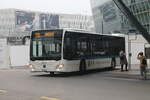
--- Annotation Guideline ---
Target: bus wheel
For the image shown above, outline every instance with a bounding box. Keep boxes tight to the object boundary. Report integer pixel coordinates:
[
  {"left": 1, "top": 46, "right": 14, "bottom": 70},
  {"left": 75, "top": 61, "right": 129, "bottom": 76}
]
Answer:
[
  {"left": 50, "top": 72, "right": 54, "bottom": 75},
  {"left": 79, "top": 60, "right": 86, "bottom": 73},
  {"left": 111, "top": 60, "right": 116, "bottom": 70}
]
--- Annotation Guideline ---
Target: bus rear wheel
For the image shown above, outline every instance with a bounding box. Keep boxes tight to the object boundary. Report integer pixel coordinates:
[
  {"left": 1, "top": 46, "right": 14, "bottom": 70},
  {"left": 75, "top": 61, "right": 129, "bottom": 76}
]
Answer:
[{"left": 79, "top": 60, "right": 86, "bottom": 73}]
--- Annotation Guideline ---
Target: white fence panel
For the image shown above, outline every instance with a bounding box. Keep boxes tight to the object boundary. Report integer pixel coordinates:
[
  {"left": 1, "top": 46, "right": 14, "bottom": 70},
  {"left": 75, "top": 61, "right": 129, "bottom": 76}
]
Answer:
[
  {"left": 0, "top": 38, "right": 10, "bottom": 69},
  {"left": 10, "top": 46, "right": 29, "bottom": 66}
]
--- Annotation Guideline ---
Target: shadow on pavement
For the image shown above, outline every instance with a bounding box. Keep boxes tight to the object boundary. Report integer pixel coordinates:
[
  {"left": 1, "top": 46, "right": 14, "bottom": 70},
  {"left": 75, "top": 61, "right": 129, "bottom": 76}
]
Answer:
[{"left": 31, "top": 67, "right": 114, "bottom": 78}]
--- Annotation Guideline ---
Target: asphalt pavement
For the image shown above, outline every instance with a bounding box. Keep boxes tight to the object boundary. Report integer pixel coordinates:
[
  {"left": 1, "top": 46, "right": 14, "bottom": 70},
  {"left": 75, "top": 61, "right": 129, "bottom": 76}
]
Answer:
[{"left": 0, "top": 65, "right": 150, "bottom": 100}]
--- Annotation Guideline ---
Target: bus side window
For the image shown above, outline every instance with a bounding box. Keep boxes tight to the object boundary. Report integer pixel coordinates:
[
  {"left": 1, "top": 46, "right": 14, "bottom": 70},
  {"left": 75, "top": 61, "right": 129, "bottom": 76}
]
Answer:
[
  {"left": 64, "top": 38, "right": 70, "bottom": 58},
  {"left": 76, "top": 37, "right": 89, "bottom": 57},
  {"left": 92, "top": 37, "right": 105, "bottom": 57},
  {"left": 64, "top": 37, "right": 77, "bottom": 59}
]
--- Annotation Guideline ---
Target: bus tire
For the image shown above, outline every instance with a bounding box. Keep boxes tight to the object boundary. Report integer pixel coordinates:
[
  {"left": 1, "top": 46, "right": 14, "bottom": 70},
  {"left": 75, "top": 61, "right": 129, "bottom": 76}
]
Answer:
[
  {"left": 50, "top": 72, "right": 54, "bottom": 75},
  {"left": 111, "top": 59, "right": 116, "bottom": 70},
  {"left": 79, "top": 60, "right": 86, "bottom": 73}
]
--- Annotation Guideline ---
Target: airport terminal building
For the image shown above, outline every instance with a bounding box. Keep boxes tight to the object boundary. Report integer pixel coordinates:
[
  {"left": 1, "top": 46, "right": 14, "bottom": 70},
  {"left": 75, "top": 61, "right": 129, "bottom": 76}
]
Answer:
[
  {"left": 90, "top": 0, "right": 122, "bottom": 34},
  {"left": 0, "top": 9, "right": 94, "bottom": 45},
  {"left": 121, "top": 0, "right": 150, "bottom": 34},
  {"left": 90, "top": 0, "right": 150, "bottom": 34}
]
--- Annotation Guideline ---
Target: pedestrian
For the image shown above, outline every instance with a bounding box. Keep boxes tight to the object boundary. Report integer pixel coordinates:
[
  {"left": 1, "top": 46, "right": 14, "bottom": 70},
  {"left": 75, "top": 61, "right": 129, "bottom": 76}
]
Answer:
[
  {"left": 137, "top": 52, "right": 147, "bottom": 80},
  {"left": 119, "top": 50, "right": 128, "bottom": 72}
]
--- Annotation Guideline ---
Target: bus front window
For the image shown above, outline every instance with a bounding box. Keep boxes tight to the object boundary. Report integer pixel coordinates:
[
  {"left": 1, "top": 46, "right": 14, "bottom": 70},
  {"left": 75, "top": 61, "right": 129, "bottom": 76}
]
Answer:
[{"left": 31, "top": 37, "right": 61, "bottom": 60}]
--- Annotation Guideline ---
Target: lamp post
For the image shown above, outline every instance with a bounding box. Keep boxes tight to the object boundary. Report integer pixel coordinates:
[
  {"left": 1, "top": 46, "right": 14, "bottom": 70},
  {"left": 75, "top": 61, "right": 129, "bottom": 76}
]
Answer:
[
  {"left": 101, "top": 6, "right": 104, "bottom": 34},
  {"left": 102, "top": 20, "right": 104, "bottom": 34}
]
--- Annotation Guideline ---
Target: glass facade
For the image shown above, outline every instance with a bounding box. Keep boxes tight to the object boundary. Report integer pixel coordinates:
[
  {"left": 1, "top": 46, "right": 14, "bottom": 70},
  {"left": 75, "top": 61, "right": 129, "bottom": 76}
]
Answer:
[
  {"left": 91, "top": 0, "right": 150, "bottom": 34},
  {"left": 122, "top": 0, "right": 150, "bottom": 34},
  {"left": 90, "top": 0, "right": 122, "bottom": 34}
]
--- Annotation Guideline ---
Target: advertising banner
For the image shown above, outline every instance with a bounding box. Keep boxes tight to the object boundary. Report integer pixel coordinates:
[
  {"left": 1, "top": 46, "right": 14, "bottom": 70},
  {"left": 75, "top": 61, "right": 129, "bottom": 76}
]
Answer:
[
  {"left": 40, "top": 14, "right": 59, "bottom": 30},
  {"left": 15, "top": 11, "right": 35, "bottom": 31}
]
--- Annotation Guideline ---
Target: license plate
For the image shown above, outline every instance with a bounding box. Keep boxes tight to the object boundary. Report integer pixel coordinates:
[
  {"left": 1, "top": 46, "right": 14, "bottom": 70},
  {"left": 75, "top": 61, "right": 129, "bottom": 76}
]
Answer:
[{"left": 42, "top": 69, "right": 47, "bottom": 72}]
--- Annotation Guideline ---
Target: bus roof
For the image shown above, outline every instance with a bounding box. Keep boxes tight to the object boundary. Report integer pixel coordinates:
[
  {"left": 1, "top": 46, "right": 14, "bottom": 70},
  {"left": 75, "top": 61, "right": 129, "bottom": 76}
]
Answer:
[
  {"left": 32, "top": 28, "right": 125, "bottom": 38},
  {"left": 63, "top": 28, "right": 125, "bottom": 38}
]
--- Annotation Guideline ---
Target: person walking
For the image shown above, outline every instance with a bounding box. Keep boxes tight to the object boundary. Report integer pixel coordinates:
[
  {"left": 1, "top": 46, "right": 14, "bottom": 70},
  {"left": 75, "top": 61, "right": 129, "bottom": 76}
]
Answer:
[
  {"left": 119, "top": 50, "right": 128, "bottom": 72},
  {"left": 137, "top": 52, "right": 147, "bottom": 80}
]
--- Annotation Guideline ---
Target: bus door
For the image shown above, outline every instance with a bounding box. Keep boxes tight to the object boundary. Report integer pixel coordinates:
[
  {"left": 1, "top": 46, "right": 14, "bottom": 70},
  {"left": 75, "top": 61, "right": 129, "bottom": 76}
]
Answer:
[
  {"left": 77, "top": 36, "right": 93, "bottom": 67},
  {"left": 77, "top": 37, "right": 85, "bottom": 57}
]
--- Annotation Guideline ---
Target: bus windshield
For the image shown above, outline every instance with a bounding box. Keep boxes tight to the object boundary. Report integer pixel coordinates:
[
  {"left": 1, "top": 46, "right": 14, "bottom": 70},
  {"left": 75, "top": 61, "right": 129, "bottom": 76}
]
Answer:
[{"left": 30, "top": 30, "right": 62, "bottom": 61}]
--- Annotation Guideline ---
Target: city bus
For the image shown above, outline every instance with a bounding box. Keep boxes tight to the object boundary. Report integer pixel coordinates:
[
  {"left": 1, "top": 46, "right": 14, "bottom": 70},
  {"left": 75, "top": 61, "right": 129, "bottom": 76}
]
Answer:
[{"left": 29, "top": 29, "right": 125, "bottom": 74}]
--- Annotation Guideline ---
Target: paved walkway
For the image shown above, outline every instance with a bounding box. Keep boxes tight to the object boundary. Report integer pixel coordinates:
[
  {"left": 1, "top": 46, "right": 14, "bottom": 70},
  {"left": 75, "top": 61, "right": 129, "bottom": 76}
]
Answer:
[
  {"left": 106, "top": 64, "right": 150, "bottom": 80},
  {"left": 115, "top": 64, "right": 150, "bottom": 75}
]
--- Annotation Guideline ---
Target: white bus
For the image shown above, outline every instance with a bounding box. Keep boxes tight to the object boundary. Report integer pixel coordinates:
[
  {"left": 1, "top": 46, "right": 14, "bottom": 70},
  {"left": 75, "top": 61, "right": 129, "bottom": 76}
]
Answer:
[{"left": 29, "top": 29, "right": 125, "bottom": 74}]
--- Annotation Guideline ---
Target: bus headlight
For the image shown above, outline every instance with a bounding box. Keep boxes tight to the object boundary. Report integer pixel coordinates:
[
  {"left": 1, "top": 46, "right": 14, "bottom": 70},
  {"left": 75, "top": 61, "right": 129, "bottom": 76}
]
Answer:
[
  {"left": 29, "top": 64, "right": 35, "bottom": 71},
  {"left": 57, "top": 64, "right": 64, "bottom": 69},
  {"left": 29, "top": 64, "right": 33, "bottom": 69}
]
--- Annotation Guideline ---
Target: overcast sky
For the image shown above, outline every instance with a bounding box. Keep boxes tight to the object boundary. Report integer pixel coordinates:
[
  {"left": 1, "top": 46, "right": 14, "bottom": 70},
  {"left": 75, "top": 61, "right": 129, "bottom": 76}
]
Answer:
[{"left": 0, "top": 0, "right": 109, "bottom": 15}]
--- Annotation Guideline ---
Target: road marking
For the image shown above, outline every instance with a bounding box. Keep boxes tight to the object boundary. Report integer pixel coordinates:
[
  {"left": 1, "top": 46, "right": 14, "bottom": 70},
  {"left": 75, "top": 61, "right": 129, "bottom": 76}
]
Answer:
[
  {"left": 110, "top": 71, "right": 150, "bottom": 75},
  {"left": 40, "top": 96, "right": 60, "bottom": 100},
  {"left": 0, "top": 90, "right": 7, "bottom": 94},
  {"left": 104, "top": 77, "right": 140, "bottom": 82},
  {"left": 111, "top": 71, "right": 139, "bottom": 75}
]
